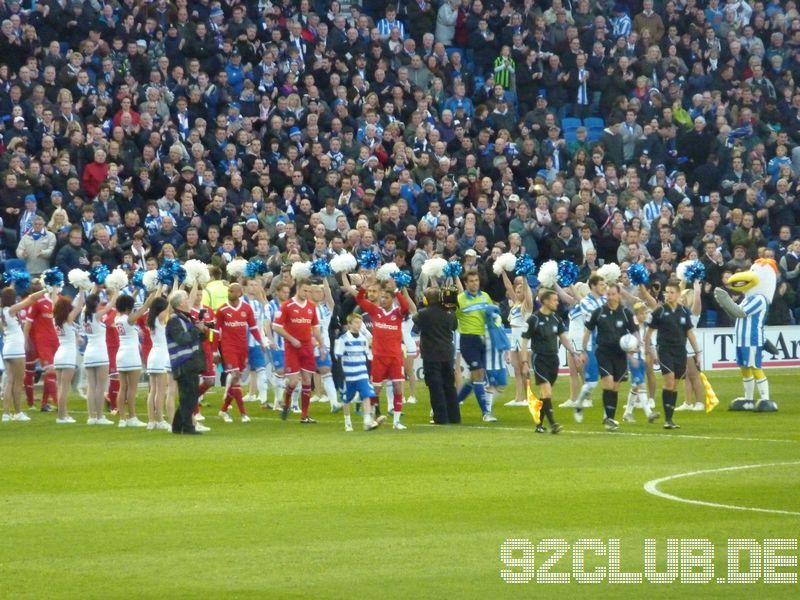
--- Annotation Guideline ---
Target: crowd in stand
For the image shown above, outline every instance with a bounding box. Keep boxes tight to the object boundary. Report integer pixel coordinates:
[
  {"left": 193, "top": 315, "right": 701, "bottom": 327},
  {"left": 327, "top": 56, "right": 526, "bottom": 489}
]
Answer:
[{"left": 1, "top": 0, "right": 799, "bottom": 329}]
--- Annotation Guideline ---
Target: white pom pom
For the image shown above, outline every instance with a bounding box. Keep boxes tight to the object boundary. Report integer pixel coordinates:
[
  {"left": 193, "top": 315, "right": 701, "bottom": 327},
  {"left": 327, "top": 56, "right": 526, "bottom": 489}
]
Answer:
[
  {"left": 184, "top": 259, "right": 211, "bottom": 286},
  {"left": 226, "top": 258, "right": 248, "bottom": 279},
  {"left": 142, "top": 270, "right": 159, "bottom": 292},
  {"left": 675, "top": 261, "right": 689, "bottom": 282},
  {"left": 492, "top": 252, "right": 518, "bottom": 276},
  {"left": 376, "top": 263, "right": 400, "bottom": 281},
  {"left": 290, "top": 261, "right": 312, "bottom": 280},
  {"left": 538, "top": 260, "right": 558, "bottom": 288},
  {"left": 104, "top": 268, "right": 129, "bottom": 292},
  {"left": 598, "top": 262, "right": 621, "bottom": 283},
  {"left": 330, "top": 253, "right": 357, "bottom": 274},
  {"left": 422, "top": 257, "right": 447, "bottom": 278},
  {"left": 67, "top": 269, "right": 93, "bottom": 292}
]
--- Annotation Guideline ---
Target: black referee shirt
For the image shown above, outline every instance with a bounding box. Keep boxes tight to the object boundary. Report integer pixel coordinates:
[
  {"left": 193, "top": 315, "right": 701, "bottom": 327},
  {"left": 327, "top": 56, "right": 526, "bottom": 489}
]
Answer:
[
  {"left": 522, "top": 310, "right": 566, "bottom": 355},
  {"left": 585, "top": 303, "right": 637, "bottom": 354},
  {"left": 648, "top": 304, "right": 694, "bottom": 348}
]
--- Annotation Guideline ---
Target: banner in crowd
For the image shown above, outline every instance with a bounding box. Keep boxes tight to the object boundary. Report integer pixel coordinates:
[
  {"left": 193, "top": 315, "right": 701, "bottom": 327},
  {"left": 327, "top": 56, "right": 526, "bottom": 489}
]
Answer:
[{"left": 410, "top": 326, "right": 800, "bottom": 379}]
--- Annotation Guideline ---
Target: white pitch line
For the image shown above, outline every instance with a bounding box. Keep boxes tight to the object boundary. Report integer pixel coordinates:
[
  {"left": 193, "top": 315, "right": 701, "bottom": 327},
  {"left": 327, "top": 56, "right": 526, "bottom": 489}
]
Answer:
[{"left": 643, "top": 462, "right": 800, "bottom": 516}]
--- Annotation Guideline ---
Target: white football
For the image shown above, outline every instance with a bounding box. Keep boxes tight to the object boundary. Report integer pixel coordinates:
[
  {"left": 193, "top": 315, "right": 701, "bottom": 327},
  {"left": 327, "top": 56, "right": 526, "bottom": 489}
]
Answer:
[{"left": 619, "top": 334, "right": 639, "bottom": 353}]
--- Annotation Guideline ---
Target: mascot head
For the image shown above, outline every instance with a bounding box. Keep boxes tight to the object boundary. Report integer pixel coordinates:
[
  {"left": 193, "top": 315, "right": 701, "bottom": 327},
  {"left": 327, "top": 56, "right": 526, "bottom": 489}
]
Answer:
[{"left": 726, "top": 258, "right": 778, "bottom": 301}]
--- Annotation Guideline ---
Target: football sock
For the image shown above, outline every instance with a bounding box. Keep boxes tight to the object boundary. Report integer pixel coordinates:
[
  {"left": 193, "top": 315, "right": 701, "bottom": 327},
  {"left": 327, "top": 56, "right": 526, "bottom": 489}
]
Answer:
[
  {"left": 663, "top": 389, "right": 676, "bottom": 422},
  {"left": 256, "top": 369, "right": 268, "bottom": 404},
  {"left": 485, "top": 390, "right": 494, "bottom": 414},
  {"left": 283, "top": 383, "right": 296, "bottom": 409},
  {"left": 457, "top": 382, "right": 473, "bottom": 404},
  {"left": 323, "top": 373, "right": 338, "bottom": 405},
  {"left": 24, "top": 363, "right": 35, "bottom": 406},
  {"left": 576, "top": 381, "right": 597, "bottom": 407},
  {"left": 300, "top": 384, "right": 312, "bottom": 417},
  {"left": 624, "top": 390, "right": 636, "bottom": 415},
  {"left": 107, "top": 377, "right": 119, "bottom": 411},
  {"left": 231, "top": 385, "right": 246, "bottom": 415},
  {"left": 742, "top": 377, "right": 755, "bottom": 401},
  {"left": 542, "top": 398, "right": 555, "bottom": 425},
  {"left": 639, "top": 390, "right": 653, "bottom": 417},
  {"left": 473, "top": 381, "right": 488, "bottom": 415},
  {"left": 602, "top": 389, "right": 618, "bottom": 420},
  {"left": 755, "top": 378, "right": 770, "bottom": 401},
  {"left": 392, "top": 389, "right": 403, "bottom": 415}
]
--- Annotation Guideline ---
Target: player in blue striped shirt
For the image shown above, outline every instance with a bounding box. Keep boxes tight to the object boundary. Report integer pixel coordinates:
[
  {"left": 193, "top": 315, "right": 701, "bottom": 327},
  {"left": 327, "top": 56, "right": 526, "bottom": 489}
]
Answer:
[
  {"left": 333, "top": 314, "right": 384, "bottom": 432},
  {"left": 574, "top": 274, "right": 607, "bottom": 421}
]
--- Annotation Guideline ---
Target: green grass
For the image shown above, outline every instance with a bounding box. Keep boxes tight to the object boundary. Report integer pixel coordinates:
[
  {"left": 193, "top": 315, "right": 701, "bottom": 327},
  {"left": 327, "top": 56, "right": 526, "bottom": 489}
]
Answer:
[{"left": 1, "top": 369, "right": 799, "bottom": 599}]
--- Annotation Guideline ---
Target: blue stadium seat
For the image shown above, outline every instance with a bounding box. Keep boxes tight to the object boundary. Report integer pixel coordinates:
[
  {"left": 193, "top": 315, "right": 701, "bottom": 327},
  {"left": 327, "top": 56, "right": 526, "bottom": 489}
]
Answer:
[
  {"left": 562, "top": 117, "right": 582, "bottom": 132},
  {"left": 583, "top": 117, "right": 605, "bottom": 130}
]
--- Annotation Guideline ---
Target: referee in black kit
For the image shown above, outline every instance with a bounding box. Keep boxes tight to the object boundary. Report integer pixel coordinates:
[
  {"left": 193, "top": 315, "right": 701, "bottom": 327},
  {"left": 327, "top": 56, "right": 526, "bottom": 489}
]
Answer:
[
  {"left": 644, "top": 279, "right": 702, "bottom": 430},
  {"left": 582, "top": 283, "right": 638, "bottom": 432},
  {"left": 519, "top": 289, "right": 581, "bottom": 434},
  {"left": 414, "top": 288, "right": 460, "bottom": 424}
]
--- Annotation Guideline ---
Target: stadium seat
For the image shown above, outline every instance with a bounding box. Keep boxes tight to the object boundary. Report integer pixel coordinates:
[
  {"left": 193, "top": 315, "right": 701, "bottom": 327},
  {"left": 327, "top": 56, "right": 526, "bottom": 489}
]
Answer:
[
  {"left": 583, "top": 117, "right": 605, "bottom": 130},
  {"left": 562, "top": 117, "right": 582, "bottom": 132}
]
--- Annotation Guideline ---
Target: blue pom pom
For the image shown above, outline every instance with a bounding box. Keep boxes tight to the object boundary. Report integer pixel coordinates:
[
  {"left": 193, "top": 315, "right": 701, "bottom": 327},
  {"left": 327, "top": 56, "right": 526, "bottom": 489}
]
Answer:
[
  {"left": 358, "top": 250, "right": 381, "bottom": 270},
  {"left": 527, "top": 274, "right": 540, "bottom": 289},
  {"left": 391, "top": 271, "right": 412, "bottom": 288},
  {"left": 42, "top": 268, "right": 64, "bottom": 288},
  {"left": 685, "top": 260, "right": 706, "bottom": 284},
  {"left": 443, "top": 260, "right": 463, "bottom": 278},
  {"left": 173, "top": 265, "right": 187, "bottom": 284},
  {"left": 4, "top": 269, "right": 31, "bottom": 295},
  {"left": 627, "top": 263, "right": 650, "bottom": 286},
  {"left": 89, "top": 265, "right": 109, "bottom": 285},
  {"left": 515, "top": 255, "right": 536, "bottom": 276},
  {"left": 157, "top": 264, "right": 174, "bottom": 285},
  {"left": 557, "top": 260, "right": 579, "bottom": 287},
  {"left": 310, "top": 258, "right": 333, "bottom": 277},
  {"left": 246, "top": 259, "right": 269, "bottom": 278},
  {"left": 131, "top": 270, "right": 145, "bottom": 290}
]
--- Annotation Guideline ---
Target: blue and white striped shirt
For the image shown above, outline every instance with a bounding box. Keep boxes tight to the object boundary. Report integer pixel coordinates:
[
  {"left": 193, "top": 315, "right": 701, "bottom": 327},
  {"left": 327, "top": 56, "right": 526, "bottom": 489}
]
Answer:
[
  {"left": 579, "top": 293, "right": 607, "bottom": 351},
  {"left": 376, "top": 17, "right": 405, "bottom": 40},
  {"left": 611, "top": 14, "right": 632, "bottom": 39},
  {"left": 735, "top": 294, "right": 768, "bottom": 347},
  {"left": 266, "top": 298, "right": 285, "bottom": 351},
  {"left": 334, "top": 331, "right": 370, "bottom": 382},
  {"left": 244, "top": 296, "right": 265, "bottom": 349},
  {"left": 643, "top": 200, "right": 673, "bottom": 226}
]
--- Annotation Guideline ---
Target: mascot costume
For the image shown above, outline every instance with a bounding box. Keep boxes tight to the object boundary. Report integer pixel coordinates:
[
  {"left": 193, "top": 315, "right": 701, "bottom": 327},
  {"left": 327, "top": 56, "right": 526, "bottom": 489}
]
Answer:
[{"left": 713, "top": 258, "right": 778, "bottom": 412}]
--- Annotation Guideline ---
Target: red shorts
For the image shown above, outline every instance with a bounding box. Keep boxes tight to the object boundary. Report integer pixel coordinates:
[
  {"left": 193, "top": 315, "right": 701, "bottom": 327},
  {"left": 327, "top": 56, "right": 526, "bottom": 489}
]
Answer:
[
  {"left": 371, "top": 355, "right": 404, "bottom": 383},
  {"left": 284, "top": 344, "right": 316, "bottom": 375},
  {"left": 201, "top": 345, "right": 216, "bottom": 377},
  {"left": 221, "top": 346, "right": 247, "bottom": 373},
  {"left": 33, "top": 338, "right": 56, "bottom": 368}
]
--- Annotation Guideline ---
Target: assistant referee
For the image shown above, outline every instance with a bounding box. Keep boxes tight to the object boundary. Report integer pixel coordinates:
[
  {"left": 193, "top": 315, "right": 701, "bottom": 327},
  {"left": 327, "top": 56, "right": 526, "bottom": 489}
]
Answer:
[
  {"left": 582, "top": 283, "right": 638, "bottom": 432},
  {"left": 644, "top": 279, "right": 703, "bottom": 430},
  {"left": 519, "top": 289, "right": 581, "bottom": 434}
]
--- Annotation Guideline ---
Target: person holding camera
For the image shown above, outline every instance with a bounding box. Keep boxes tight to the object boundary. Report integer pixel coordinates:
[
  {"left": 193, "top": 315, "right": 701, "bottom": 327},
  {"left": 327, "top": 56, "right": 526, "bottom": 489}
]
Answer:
[
  {"left": 166, "top": 289, "right": 208, "bottom": 435},
  {"left": 414, "top": 288, "right": 460, "bottom": 425}
]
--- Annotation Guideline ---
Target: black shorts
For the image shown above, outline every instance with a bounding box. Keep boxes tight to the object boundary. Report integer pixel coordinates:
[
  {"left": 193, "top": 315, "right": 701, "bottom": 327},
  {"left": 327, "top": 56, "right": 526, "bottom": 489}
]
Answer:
[
  {"left": 597, "top": 350, "right": 628, "bottom": 383},
  {"left": 532, "top": 353, "right": 559, "bottom": 385},
  {"left": 658, "top": 345, "right": 687, "bottom": 380}
]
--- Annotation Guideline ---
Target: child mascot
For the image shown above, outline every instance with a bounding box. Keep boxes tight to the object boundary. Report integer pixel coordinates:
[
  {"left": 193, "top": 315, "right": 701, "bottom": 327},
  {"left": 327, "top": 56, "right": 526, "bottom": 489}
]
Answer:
[{"left": 713, "top": 258, "right": 778, "bottom": 412}]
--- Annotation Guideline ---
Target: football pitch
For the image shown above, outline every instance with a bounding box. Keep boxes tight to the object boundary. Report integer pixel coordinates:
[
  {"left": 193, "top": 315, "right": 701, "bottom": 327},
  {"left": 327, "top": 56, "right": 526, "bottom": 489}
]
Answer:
[{"left": 1, "top": 369, "right": 798, "bottom": 599}]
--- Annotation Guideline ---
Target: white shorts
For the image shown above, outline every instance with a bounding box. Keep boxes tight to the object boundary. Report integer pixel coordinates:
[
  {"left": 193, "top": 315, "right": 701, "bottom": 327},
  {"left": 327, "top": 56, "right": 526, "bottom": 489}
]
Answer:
[
  {"left": 54, "top": 347, "right": 78, "bottom": 370},
  {"left": 402, "top": 319, "right": 417, "bottom": 357},
  {"left": 117, "top": 347, "right": 143, "bottom": 372},
  {"left": 510, "top": 327, "right": 525, "bottom": 351},
  {"left": 2, "top": 334, "right": 25, "bottom": 360}
]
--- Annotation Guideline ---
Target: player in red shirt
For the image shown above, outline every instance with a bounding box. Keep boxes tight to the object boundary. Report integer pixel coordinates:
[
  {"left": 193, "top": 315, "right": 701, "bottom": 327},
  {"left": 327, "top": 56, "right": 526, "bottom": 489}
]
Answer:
[
  {"left": 22, "top": 281, "right": 59, "bottom": 411},
  {"left": 216, "top": 282, "right": 261, "bottom": 422},
  {"left": 350, "top": 275, "right": 417, "bottom": 430},
  {"left": 104, "top": 305, "right": 120, "bottom": 413},
  {"left": 272, "top": 278, "right": 326, "bottom": 423}
]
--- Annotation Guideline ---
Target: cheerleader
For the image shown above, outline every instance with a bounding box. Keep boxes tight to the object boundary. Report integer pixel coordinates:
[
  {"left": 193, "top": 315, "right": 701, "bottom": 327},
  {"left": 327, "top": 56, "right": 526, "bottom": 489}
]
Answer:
[
  {"left": 1, "top": 287, "right": 46, "bottom": 422},
  {"left": 83, "top": 289, "right": 119, "bottom": 425},
  {"left": 676, "top": 280, "right": 705, "bottom": 412},
  {"left": 501, "top": 271, "right": 534, "bottom": 407},
  {"left": 52, "top": 292, "right": 85, "bottom": 424},
  {"left": 115, "top": 291, "right": 157, "bottom": 428},
  {"left": 554, "top": 281, "right": 590, "bottom": 410},
  {"left": 145, "top": 294, "right": 173, "bottom": 430}
]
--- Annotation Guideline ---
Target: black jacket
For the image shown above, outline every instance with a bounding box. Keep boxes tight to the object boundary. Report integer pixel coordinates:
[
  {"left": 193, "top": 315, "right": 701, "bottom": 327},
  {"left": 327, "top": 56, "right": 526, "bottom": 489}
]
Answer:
[{"left": 413, "top": 303, "right": 457, "bottom": 361}]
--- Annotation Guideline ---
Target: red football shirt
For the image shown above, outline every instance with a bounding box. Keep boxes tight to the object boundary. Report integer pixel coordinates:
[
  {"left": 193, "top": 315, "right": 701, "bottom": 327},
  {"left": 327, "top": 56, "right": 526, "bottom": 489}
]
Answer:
[
  {"left": 191, "top": 305, "right": 219, "bottom": 353},
  {"left": 216, "top": 300, "right": 260, "bottom": 349},
  {"left": 356, "top": 289, "right": 407, "bottom": 358},
  {"left": 104, "top": 307, "right": 120, "bottom": 351},
  {"left": 26, "top": 296, "right": 58, "bottom": 346},
  {"left": 274, "top": 298, "right": 318, "bottom": 346}
]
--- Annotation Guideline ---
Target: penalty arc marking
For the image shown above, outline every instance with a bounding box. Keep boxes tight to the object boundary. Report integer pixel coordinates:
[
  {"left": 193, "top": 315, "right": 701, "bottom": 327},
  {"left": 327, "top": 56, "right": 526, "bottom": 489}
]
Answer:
[{"left": 644, "top": 462, "right": 800, "bottom": 516}]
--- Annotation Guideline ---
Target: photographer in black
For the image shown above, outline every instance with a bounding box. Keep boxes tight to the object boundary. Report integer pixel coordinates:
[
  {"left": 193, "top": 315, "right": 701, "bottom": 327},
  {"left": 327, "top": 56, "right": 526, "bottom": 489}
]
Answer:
[
  {"left": 166, "top": 289, "right": 208, "bottom": 435},
  {"left": 413, "top": 287, "right": 460, "bottom": 425}
]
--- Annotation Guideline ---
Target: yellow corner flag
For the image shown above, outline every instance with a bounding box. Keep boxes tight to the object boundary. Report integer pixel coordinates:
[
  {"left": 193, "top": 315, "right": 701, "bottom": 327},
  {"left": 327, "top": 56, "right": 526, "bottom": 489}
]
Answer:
[
  {"left": 527, "top": 383, "right": 542, "bottom": 425},
  {"left": 700, "top": 372, "right": 719, "bottom": 413}
]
